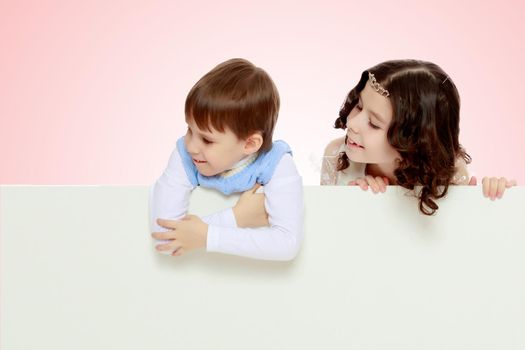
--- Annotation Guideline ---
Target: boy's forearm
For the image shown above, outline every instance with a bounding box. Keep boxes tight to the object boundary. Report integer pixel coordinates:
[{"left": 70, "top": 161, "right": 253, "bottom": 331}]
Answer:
[{"left": 201, "top": 208, "right": 238, "bottom": 228}]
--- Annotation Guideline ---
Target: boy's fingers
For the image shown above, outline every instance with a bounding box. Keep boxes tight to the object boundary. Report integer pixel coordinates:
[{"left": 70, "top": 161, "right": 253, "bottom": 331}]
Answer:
[
  {"left": 156, "top": 240, "right": 180, "bottom": 252},
  {"left": 172, "top": 248, "right": 185, "bottom": 256},
  {"left": 152, "top": 231, "right": 176, "bottom": 240},
  {"left": 251, "top": 183, "right": 262, "bottom": 193},
  {"left": 157, "top": 218, "right": 176, "bottom": 229},
  {"left": 239, "top": 184, "right": 261, "bottom": 198},
  {"left": 253, "top": 193, "right": 265, "bottom": 201}
]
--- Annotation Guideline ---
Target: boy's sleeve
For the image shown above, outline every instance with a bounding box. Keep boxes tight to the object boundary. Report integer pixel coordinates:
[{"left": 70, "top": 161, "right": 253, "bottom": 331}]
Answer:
[
  {"left": 206, "top": 154, "right": 304, "bottom": 261},
  {"left": 150, "top": 147, "right": 238, "bottom": 233}
]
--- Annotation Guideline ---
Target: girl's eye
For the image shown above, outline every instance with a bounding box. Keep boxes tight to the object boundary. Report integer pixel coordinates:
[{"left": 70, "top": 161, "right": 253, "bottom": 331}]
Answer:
[
  {"left": 369, "top": 121, "right": 380, "bottom": 130},
  {"left": 355, "top": 104, "right": 363, "bottom": 111}
]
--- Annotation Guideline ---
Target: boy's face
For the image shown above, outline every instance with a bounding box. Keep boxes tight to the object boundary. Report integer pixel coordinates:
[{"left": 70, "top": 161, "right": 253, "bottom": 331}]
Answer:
[{"left": 185, "top": 118, "right": 251, "bottom": 176}]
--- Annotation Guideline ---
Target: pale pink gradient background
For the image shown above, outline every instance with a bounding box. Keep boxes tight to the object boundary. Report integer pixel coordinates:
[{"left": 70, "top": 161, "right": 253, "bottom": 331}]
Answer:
[{"left": 1, "top": 0, "right": 524, "bottom": 185}]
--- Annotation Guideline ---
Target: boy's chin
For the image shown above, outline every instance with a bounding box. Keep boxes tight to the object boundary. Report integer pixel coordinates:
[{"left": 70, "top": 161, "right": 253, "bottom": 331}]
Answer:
[
  {"left": 196, "top": 166, "right": 221, "bottom": 177},
  {"left": 198, "top": 169, "right": 218, "bottom": 177}
]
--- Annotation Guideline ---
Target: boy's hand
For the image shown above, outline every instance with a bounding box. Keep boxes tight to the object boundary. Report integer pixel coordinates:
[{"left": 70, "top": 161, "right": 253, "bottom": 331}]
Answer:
[
  {"left": 152, "top": 216, "right": 208, "bottom": 256},
  {"left": 233, "top": 184, "right": 269, "bottom": 227},
  {"left": 469, "top": 176, "right": 517, "bottom": 200},
  {"left": 348, "top": 175, "right": 389, "bottom": 193}
]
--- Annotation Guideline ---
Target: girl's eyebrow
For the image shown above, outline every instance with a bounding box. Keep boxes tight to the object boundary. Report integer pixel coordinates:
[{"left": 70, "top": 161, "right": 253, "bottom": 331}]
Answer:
[
  {"left": 369, "top": 110, "right": 386, "bottom": 125},
  {"left": 359, "top": 94, "right": 386, "bottom": 124}
]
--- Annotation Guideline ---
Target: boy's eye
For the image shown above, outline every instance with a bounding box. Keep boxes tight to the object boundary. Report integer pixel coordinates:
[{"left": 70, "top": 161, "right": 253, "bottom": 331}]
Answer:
[{"left": 202, "top": 138, "right": 213, "bottom": 144}]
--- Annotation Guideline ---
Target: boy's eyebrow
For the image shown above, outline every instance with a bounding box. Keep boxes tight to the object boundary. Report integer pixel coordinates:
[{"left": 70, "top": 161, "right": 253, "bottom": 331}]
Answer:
[
  {"left": 187, "top": 124, "right": 217, "bottom": 140},
  {"left": 198, "top": 131, "right": 216, "bottom": 140},
  {"left": 194, "top": 128, "right": 218, "bottom": 140}
]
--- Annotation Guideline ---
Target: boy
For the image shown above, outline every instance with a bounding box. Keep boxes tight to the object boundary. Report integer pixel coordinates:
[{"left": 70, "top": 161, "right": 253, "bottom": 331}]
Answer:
[{"left": 150, "top": 58, "right": 303, "bottom": 261}]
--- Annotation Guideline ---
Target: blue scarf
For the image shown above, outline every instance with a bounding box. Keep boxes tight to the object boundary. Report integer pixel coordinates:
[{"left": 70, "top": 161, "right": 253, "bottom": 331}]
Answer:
[{"left": 177, "top": 136, "right": 292, "bottom": 195}]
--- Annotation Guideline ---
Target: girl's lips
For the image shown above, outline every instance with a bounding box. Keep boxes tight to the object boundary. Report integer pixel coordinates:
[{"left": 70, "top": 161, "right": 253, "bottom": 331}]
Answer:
[{"left": 347, "top": 137, "right": 364, "bottom": 149}]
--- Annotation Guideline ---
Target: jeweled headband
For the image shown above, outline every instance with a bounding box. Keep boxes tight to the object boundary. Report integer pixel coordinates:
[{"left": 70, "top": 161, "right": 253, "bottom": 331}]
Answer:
[{"left": 368, "top": 72, "right": 389, "bottom": 97}]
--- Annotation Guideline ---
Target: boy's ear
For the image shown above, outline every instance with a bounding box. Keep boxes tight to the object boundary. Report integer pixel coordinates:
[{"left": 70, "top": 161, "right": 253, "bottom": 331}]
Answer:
[{"left": 243, "top": 133, "right": 263, "bottom": 155}]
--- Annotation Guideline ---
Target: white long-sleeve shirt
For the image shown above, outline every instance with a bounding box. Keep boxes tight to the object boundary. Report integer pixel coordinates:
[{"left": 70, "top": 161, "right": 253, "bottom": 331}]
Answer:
[{"left": 150, "top": 147, "right": 304, "bottom": 261}]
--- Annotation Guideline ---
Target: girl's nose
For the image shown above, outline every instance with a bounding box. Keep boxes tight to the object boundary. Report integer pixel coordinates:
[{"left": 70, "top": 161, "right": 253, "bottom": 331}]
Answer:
[{"left": 346, "top": 113, "right": 362, "bottom": 133}]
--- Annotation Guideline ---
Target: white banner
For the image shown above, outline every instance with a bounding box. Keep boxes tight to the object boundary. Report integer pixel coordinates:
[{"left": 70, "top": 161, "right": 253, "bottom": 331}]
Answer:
[{"left": 1, "top": 186, "right": 523, "bottom": 349}]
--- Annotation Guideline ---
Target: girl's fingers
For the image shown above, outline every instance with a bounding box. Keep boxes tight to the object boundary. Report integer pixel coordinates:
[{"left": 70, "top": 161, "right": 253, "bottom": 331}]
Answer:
[
  {"left": 497, "top": 177, "right": 507, "bottom": 199},
  {"left": 506, "top": 179, "right": 517, "bottom": 188},
  {"left": 365, "top": 175, "right": 379, "bottom": 194},
  {"left": 468, "top": 176, "right": 477, "bottom": 186},
  {"left": 488, "top": 177, "right": 499, "bottom": 200},
  {"left": 376, "top": 177, "right": 387, "bottom": 193},
  {"left": 482, "top": 177, "right": 490, "bottom": 198},
  {"left": 383, "top": 177, "right": 390, "bottom": 186},
  {"left": 355, "top": 178, "right": 368, "bottom": 191}
]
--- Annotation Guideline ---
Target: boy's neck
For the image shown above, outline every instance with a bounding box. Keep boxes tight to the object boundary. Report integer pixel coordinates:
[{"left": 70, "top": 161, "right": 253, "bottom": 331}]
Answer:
[{"left": 220, "top": 153, "right": 258, "bottom": 178}]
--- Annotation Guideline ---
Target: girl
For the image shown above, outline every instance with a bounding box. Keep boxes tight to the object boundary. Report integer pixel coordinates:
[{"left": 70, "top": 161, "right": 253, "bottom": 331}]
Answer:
[{"left": 321, "top": 59, "right": 516, "bottom": 215}]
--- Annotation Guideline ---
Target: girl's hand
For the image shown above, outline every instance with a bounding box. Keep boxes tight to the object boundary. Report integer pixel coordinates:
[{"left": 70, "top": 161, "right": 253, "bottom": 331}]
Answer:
[
  {"left": 348, "top": 175, "right": 390, "bottom": 193},
  {"left": 152, "top": 216, "right": 208, "bottom": 256},
  {"left": 468, "top": 176, "right": 517, "bottom": 200},
  {"left": 233, "top": 184, "right": 269, "bottom": 228}
]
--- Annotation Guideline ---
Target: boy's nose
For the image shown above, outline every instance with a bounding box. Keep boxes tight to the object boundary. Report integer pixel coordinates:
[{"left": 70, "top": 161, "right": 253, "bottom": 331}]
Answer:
[{"left": 185, "top": 136, "right": 199, "bottom": 155}]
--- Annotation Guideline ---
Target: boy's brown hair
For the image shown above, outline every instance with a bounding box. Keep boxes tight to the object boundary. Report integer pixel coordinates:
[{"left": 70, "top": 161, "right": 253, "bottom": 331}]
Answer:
[{"left": 185, "top": 58, "right": 280, "bottom": 152}]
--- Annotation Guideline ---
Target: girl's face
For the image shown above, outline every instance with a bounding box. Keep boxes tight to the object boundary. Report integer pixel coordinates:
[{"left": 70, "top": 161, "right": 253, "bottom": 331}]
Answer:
[
  {"left": 184, "top": 118, "right": 250, "bottom": 176},
  {"left": 345, "top": 83, "right": 401, "bottom": 164}
]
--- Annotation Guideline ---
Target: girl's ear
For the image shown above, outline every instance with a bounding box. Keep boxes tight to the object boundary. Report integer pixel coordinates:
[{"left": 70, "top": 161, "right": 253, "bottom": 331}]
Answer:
[{"left": 243, "top": 133, "right": 263, "bottom": 155}]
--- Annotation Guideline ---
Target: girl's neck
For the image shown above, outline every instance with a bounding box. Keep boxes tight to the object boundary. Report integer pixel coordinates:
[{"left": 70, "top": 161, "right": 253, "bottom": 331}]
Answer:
[{"left": 365, "top": 162, "right": 397, "bottom": 184}]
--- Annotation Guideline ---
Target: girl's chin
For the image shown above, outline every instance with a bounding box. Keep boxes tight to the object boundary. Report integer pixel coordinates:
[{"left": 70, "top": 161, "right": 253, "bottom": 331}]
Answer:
[{"left": 345, "top": 151, "right": 366, "bottom": 163}]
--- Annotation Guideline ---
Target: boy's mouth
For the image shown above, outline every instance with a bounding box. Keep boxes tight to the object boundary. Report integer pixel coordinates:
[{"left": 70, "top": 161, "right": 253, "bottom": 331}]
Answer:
[{"left": 193, "top": 158, "right": 207, "bottom": 164}]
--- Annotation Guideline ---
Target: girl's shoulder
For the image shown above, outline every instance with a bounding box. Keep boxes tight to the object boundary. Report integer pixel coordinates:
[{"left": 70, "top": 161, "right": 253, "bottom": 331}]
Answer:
[{"left": 323, "top": 137, "right": 346, "bottom": 157}]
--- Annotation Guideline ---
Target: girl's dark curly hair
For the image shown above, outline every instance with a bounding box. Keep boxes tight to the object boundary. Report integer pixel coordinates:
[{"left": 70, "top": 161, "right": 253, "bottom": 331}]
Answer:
[{"left": 334, "top": 60, "right": 471, "bottom": 215}]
